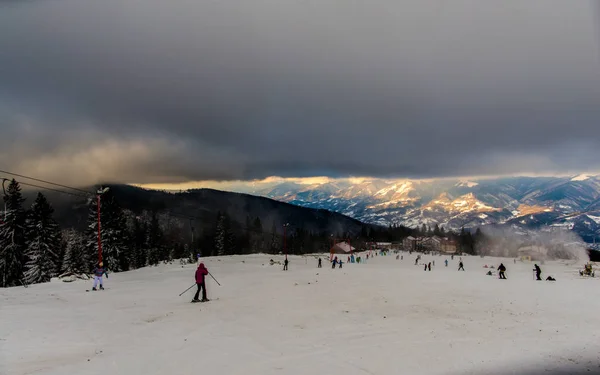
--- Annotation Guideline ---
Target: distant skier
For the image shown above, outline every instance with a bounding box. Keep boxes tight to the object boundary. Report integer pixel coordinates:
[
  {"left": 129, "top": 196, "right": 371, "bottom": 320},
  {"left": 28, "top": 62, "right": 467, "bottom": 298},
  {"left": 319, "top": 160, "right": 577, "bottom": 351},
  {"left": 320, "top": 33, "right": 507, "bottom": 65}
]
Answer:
[
  {"left": 339, "top": 260, "right": 343, "bottom": 269},
  {"left": 458, "top": 261, "right": 465, "bottom": 271},
  {"left": 534, "top": 264, "right": 542, "bottom": 281},
  {"left": 432, "top": 260, "right": 435, "bottom": 267},
  {"left": 332, "top": 257, "right": 338, "bottom": 269},
  {"left": 451, "top": 255, "right": 454, "bottom": 260},
  {"left": 428, "top": 262, "right": 432, "bottom": 271},
  {"left": 283, "top": 258, "right": 289, "bottom": 271},
  {"left": 318, "top": 258, "right": 322, "bottom": 268},
  {"left": 498, "top": 263, "right": 507, "bottom": 279},
  {"left": 445, "top": 259, "right": 448, "bottom": 267},
  {"left": 192, "top": 263, "right": 209, "bottom": 302},
  {"left": 91, "top": 262, "right": 108, "bottom": 291},
  {"left": 401, "top": 255, "right": 403, "bottom": 260},
  {"left": 424, "top": 263, "right": 427, "bottom": 271}
]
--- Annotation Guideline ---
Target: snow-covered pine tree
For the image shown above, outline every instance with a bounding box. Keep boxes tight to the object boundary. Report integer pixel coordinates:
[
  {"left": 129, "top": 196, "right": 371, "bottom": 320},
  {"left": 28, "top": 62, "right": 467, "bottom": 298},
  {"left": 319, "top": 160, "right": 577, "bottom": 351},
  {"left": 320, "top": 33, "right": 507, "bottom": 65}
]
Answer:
[
  {"left": 252, "top": 217, "right": 263, "bottom": 254},
  {"left": 224, "top": 214, "right": 235, "bottom": 255},
  {"left": 62, "top": 229, "right": 88, "bottom": 275},
  {"left": 102, "top": 193, "right": 130, "bottom": 271},
  {"left": 131, "top": 216, "right": 148, "bottom": 269},
  {"left": 147, "top": 211, "right": 162, "bottom": 266},
  {"left": 23, "top": 193, "right": 62, "bottom": 284},
  {"left": 214, "top": 212, "right": 226, "bottom": 256},
  {"left": 85, "top": 195, "right": 101, "bottom": 271},
  {"left": 55, "top": 235, "right": 66, "bottom": 276},
  {"left": 171, "top": 242, "right": 185, "bottom": 260},
  {"left": 270, "top": 222, "right": 279, "bottom": 254},
  {"left": 0, "top": 179, "right": 27, "bottom": 287}
]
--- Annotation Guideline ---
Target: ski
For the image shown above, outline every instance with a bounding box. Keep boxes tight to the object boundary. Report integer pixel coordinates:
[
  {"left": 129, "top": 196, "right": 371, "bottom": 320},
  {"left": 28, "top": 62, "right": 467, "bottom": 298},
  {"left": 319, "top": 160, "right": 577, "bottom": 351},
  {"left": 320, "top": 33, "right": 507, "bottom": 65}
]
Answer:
[{"left": 191, "top": 298, "right": 218, "bottom": 303}]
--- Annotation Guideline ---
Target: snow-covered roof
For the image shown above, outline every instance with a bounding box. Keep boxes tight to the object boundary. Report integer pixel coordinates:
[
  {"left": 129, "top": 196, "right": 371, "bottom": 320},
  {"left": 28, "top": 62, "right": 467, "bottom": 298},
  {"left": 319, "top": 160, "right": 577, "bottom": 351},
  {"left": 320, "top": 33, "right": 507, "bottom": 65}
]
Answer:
[{"left": 330, "top": 242, "right": 355, "bottom": 253}]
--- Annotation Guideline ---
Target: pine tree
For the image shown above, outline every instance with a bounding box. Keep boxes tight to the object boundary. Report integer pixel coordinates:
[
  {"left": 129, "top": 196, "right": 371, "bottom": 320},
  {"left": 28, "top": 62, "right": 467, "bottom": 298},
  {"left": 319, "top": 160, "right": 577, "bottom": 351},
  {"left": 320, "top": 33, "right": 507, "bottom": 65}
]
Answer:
[
  {"left": 62, "top": 229, "right": 88, "bottom": 275},
  {"left": 224, "top": 214, "right": 235, "bottom": 255},
  {"left": 270, "top": 222, "right": 279, "bottom": 254},
  {"left": 214, "top": 212, "right": 226, "bottom": 256},
  {"left": 131, "top": 217, "right": 148, "bottom": 268},
  {"left": 23, "top": 193, "right": 62, "bottom": 284},
  {"left": 171, "top": 242, "right": 185, "bottom": 260},
  {"left": 56, "top": 235, "right": 66, "bottom": 275},
  {"left": 147, "top": 211, "right": 163, "bottom": 265},
  {"left": 85, "top": 196, "right": 102, "bottom": 271},
  {"left": 252, "top": 217, "right": 263, "bottom": 253},
  {"left": 0, "top": 179, "right": 27, "bottom": 287}
]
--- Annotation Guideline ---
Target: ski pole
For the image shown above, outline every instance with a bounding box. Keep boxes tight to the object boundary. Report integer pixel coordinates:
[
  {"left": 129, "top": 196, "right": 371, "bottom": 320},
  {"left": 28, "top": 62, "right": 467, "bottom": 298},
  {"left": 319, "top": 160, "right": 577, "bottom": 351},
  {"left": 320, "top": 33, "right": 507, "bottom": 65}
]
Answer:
[
  {"left": 208, "top": 272, "right": 221, "bottom": 286},
  {"left": 179, "top": 283, "right": 196, "bottom": 296}
]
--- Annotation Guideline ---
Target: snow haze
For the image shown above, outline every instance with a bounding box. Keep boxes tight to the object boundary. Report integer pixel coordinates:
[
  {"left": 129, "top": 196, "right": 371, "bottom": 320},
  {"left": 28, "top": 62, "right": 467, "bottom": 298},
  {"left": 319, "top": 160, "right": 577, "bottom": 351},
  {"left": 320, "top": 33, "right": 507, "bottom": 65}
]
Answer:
[{"left": 2, "top": 254, "right": 599, "bottom": 375}]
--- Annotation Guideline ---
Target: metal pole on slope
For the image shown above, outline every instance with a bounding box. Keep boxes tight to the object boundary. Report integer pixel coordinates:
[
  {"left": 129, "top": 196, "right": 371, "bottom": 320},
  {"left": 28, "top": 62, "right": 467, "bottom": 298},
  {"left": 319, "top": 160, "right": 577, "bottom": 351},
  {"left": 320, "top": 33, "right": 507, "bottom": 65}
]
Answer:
[
  {"left": 189, "top": 218, "right": 195, "bottom": 261},
  {"left": 96, "top": 187, "right": 109, "bottom": 264},
  {"left": 1, "top": 178, "right": 7, "bottom": 222},
  {"left": 1, "top": 178, "right": 8, "bottom": 288},
  {"left": 97, "top": 194, "right": 102, "bottom": 263},
  {"left": 283, "top": 223, "right": 289, "bottom": 261},
  {"left": 330, "top": 234, "right": 334, "bottom": 261}
]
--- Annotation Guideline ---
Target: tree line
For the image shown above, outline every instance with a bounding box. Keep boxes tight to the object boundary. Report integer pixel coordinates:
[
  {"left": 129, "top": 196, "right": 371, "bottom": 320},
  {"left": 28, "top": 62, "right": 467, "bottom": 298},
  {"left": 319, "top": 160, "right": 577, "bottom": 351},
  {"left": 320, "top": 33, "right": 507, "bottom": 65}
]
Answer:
[{"left": 0, "top": 179, "right": 487, "bottom": 287}]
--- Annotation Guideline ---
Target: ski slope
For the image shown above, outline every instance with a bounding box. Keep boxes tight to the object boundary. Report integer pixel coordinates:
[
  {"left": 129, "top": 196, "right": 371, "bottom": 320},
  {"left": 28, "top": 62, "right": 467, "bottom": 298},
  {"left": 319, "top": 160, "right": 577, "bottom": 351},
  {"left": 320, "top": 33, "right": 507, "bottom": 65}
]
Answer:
[{"left": 2, "top": 253, "right": 600, "bottom": 375}]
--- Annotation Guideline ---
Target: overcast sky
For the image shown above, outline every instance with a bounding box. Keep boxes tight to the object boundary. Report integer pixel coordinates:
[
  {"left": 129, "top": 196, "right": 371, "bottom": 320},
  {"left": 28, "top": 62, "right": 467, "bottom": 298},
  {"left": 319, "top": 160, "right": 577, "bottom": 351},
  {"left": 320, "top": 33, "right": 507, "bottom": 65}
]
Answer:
[{"left": 1, "top": 0, "right": 600, "bottom": 186}]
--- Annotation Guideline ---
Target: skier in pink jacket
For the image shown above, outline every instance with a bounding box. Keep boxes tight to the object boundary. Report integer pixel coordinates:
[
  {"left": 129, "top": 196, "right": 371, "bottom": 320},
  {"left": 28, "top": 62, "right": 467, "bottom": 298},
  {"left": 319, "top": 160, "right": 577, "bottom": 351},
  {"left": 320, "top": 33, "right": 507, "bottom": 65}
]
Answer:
[{"left": 192, "top": 263, "right": 209, "bottom": 302}]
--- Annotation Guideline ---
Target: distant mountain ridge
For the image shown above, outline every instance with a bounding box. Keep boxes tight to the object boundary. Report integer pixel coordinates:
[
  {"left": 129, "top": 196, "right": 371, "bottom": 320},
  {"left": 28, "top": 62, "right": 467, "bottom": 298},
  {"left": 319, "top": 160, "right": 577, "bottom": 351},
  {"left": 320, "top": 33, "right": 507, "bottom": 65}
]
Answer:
[
  {"left": 249, "top": 175, "right": 600, "bottom": 242},
  {"left": 34, "top": 185, "right": 372, "bottom": 240}
]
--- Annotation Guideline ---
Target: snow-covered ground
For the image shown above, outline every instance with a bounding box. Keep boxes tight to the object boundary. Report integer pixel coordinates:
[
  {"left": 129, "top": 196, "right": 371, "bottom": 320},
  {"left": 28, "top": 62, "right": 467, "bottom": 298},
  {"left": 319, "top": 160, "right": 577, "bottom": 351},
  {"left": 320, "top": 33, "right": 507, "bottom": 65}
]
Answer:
[{"left": 2, "top": 253, "right": 600, "bottom": 375}]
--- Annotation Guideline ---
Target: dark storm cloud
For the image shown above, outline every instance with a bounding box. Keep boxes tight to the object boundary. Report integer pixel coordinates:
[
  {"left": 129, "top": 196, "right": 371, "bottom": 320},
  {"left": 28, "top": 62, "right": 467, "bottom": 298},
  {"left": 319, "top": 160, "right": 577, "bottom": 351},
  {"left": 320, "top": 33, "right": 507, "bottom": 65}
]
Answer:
[{"left": 1, "top": 0, "right": 600, "bottom": 184}]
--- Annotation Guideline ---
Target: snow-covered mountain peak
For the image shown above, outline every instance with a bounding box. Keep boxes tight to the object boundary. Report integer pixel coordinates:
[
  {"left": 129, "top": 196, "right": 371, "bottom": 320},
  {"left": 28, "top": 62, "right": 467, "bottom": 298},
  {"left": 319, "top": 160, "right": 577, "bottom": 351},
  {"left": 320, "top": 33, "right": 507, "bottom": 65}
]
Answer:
[
  {"left": 456, "top": 180, "right": 479, "bottom": 188},
  {"left": 571, "top": 174, "right": 591, "bottom": 181},
  {"left": 374, "top": 181, "right": 414, "bottom": 198},
  {"left": 423, "top": 192, "right": 497, "bottom": 214}
]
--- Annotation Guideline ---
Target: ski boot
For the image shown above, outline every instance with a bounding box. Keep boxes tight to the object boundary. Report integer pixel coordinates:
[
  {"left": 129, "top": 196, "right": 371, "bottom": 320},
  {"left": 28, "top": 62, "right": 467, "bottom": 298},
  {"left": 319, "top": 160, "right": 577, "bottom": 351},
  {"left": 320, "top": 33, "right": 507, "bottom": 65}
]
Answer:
[
  {"left": 92, "top": 287, "right": 97, "bottom": 291},
  {"left": 99, "top": 285, "right": 104, "bottom": 290},
  {"left": 191, "top": 298, "right": 201, "bottom": 303}
]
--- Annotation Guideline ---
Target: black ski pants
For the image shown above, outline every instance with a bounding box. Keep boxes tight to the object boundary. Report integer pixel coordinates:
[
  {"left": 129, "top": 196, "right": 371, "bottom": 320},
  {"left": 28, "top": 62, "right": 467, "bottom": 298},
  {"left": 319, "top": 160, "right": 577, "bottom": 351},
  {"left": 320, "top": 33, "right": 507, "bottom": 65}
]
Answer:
[{"left": 194, "top": 283, "right": 207, "bottom": 301}]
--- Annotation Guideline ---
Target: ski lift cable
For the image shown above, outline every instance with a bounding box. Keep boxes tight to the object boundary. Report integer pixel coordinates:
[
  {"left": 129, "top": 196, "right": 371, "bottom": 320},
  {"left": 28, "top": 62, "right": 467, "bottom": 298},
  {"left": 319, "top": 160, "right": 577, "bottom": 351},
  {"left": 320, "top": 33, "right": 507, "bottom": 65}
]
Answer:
[
  {"left": 0, "top": 176, "right": 90, "bottom": 199},
  {"left": 0, "top": 172, "right": 311, "bottom": 238},
  {"left": 0, "top": 169, "right": 94, "bottom": 195}
]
